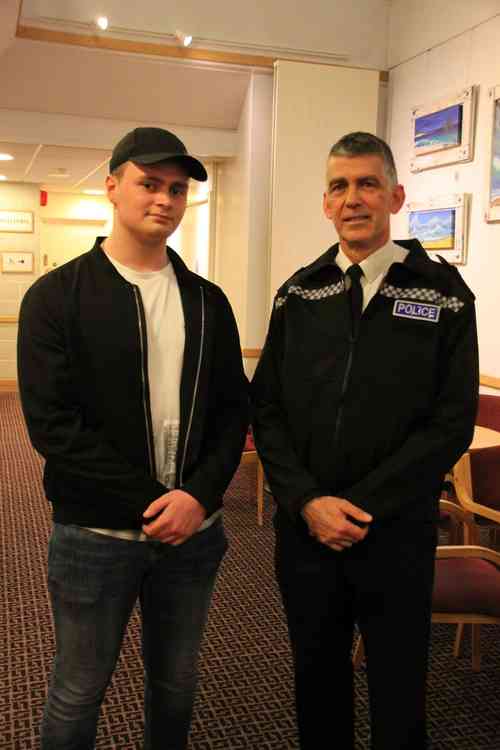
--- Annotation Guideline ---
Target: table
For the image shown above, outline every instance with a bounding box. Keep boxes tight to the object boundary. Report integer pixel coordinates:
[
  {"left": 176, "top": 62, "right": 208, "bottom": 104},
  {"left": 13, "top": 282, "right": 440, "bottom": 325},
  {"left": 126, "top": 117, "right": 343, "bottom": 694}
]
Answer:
[{"left": 470, "top": 425, "right": 500, "bottom": 452}]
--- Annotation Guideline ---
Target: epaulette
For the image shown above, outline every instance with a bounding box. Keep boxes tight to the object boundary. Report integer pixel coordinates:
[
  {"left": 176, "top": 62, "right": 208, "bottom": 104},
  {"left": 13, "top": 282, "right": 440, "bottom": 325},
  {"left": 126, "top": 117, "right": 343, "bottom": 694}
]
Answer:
[{"left": 435, "top": 255, "right": 475, "bottom": 303}]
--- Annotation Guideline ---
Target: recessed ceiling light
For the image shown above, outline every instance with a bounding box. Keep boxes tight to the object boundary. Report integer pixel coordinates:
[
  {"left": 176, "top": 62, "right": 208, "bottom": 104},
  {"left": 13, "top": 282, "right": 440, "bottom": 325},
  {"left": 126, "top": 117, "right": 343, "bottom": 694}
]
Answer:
[
  {"left": 96, "top": 16, "right": 109, "bottom": 31},
  {"left": 0, "top": 175, "right": 7, "bottom": 181},
  {"left": 83, "top": 189, "right": 105, "bottom": 195},
  {"left": 0, "top": 153, "right": 14, "bottom": 161},
  {"left": 48, "top": 168, "right": 70, "bottom": 178}
]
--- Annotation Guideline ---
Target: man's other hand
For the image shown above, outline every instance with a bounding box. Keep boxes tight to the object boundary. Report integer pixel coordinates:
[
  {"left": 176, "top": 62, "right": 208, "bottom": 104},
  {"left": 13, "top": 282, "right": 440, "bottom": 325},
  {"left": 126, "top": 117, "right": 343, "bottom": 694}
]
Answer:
[
  {"left": 302, "top": 496, "right": 372, "bottom": 551},
  {"left": 142, "top": 490, "right": 206, "bottom": 545}
]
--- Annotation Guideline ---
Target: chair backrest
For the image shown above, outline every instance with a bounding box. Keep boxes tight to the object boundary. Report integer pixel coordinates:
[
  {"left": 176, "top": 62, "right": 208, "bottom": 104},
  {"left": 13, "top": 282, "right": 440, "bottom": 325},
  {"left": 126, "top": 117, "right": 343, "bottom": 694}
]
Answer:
[
  {"left": 470, "top": 445, "right": 500, "bottom": 511},
  {"left": 476, "top": 394, "right": 500, "bottom": 431},
  {"left": 453, "top": 453, "right": 500, "bottom": 524}
]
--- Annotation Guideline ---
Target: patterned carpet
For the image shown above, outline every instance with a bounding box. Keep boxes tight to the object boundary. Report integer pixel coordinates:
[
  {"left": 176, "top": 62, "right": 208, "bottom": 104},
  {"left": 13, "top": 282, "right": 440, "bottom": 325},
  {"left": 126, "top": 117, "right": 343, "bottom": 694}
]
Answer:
[{"left": 1, "top": 391, "right": 500, "bottom": 749}]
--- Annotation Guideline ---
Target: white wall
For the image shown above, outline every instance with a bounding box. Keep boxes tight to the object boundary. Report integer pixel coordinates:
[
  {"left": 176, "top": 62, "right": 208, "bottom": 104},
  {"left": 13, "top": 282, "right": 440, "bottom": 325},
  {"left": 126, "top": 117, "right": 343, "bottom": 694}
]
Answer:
[
  {"left": 176, "top": 201, "right": 210, "bottom": 277},
  {"left": 270, "top": 61, "right": 380, "bottom": 298},
  {"left": 245, "top": 74, "right": 273, "bottom": 350},
  {"left": 389, "top": 0, "right": 500, "bottom": 68},
  {"left": 387, "top": 11, "right": 500, "bottom": 378},
  {"left": 0, "top": 182, "right": 40, "bottom": 379},
  {"left": 215, "top": 72, "right": 273, "bottom": 357},
  {"left": 39, "top": 193, "right": 111, "bottom": 271},
  {"left": 0, "top": 186, "right": 114, "bottom": 381},
  {"left": 215, "top": 83, "right": 251, "bottom": 338}
]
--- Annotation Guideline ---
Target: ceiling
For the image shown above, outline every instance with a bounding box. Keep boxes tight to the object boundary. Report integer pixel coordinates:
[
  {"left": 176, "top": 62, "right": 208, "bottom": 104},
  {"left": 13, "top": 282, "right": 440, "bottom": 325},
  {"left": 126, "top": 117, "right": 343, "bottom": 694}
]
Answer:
[
  {"left": 0, "top": 1, "right": 260, "bottom": 194},
  {"left": 0, "top": 0, "right": 389, "bottom": 195},
  {"left": 0, "top": 140, "right": 111, "bottom": 194}
]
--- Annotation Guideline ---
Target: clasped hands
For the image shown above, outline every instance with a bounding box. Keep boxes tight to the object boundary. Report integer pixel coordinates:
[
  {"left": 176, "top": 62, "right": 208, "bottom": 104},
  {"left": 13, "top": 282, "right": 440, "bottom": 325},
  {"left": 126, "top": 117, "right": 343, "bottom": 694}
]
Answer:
[
  {"left": 142, "top": 489, "right": 206, "bottom": 545},
  {"left": 302, "top": 496, "right": 372, "bottom": 551}
]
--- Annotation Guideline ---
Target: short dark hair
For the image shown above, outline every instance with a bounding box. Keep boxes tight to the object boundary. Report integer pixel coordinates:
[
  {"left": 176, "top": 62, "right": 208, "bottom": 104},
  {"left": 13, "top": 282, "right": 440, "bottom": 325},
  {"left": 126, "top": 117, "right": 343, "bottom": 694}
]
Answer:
[
  {"left": 328, "top": 132, "right": 398, "bottom": 185},
  {"left": 110, "top": 163, "right": 126, "bottom": 180}
]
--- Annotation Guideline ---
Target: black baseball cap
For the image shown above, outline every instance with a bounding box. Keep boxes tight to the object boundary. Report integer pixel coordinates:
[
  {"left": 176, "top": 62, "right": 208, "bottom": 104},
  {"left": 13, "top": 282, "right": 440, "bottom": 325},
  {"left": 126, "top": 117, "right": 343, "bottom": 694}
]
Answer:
[{"left": 109, "top": 127, "right": 207, "bottom": 181}]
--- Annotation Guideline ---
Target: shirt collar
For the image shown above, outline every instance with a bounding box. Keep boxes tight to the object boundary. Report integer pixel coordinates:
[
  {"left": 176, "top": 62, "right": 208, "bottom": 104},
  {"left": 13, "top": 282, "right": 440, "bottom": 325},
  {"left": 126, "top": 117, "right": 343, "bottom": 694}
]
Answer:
[{"left": 336, "top": 240, "right": 408, "bottom": 282}]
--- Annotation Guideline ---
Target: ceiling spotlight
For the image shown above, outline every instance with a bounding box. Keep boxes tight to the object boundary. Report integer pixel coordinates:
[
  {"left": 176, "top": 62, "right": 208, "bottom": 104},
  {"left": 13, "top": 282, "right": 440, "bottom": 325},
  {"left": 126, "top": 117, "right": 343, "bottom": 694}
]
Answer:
[
  {"left": 0, "top": 153, "right": 14, "bottom": 161},
  {"left": 175, "top": 30, "right": 192, "bottom": 47},
  {"left": 96, "top": 16, "right": 109, "bottom": 31}
]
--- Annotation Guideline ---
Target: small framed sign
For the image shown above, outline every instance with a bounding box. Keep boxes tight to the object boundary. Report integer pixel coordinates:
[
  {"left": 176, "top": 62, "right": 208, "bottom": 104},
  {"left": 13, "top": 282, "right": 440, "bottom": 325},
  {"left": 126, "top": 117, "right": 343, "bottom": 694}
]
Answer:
[
  {"left": 1, "top": 251, "right": 34, "bottom": 273},
  {"left": 0, "top": 210, "right": 34, "bottom": 233}
]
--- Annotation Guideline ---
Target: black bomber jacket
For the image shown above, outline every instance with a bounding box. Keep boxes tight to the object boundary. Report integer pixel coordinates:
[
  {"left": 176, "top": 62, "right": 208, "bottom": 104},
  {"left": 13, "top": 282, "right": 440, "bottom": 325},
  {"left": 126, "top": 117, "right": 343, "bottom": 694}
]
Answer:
[
  {"left": 252, "top": 239, "right": 479, "bottom": 525},
  {"left": 18, "top": 239, "right": 249, "bottom": 529}
]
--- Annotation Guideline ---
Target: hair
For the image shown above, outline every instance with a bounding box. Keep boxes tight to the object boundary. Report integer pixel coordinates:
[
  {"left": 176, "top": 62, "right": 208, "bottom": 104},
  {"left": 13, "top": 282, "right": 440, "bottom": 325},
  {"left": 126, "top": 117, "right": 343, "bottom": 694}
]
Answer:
[
  {"left": 328, "top": 132, "right": 398, "bottom": 185},
  {"left": 110, "top": 163, "right": 126, "bottom": 180}
]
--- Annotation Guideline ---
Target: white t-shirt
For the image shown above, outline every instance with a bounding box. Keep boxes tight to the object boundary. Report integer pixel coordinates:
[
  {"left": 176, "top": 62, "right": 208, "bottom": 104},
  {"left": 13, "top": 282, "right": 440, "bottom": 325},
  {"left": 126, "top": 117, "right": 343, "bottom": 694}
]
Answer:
[{"left": 87, "top": 252, "right": 185, "bottom": 540}]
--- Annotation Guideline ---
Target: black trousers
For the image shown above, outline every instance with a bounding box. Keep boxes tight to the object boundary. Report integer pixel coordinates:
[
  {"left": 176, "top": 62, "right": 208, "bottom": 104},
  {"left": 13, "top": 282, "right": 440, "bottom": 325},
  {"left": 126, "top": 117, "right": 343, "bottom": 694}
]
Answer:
[{"left": 275, "top": 512, "right": 437, "bottom": 750}]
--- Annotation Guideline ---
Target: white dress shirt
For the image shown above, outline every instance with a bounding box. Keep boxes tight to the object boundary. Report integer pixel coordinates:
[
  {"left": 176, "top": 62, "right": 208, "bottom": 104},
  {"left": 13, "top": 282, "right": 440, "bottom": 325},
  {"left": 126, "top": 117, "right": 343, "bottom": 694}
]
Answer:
[{"left": 336, "top": 240, "right": 409, "bottom": 311}]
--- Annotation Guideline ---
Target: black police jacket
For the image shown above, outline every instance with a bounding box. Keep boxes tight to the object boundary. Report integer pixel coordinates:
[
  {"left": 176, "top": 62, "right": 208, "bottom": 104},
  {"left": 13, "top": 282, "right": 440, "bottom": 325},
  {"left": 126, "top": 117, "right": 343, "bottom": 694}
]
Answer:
[{"left": 252, "top": 239, "right": 478, "bottom": 524}]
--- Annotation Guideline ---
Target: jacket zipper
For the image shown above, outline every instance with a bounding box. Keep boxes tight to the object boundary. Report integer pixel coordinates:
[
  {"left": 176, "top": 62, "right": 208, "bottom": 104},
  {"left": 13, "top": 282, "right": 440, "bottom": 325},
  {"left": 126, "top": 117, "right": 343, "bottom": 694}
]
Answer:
[
  {"left": 333, "top": 280, "right": 362, "bottom": 452},
  {"left": 132, "top": 286, "right": 155, "bottom": 476},
  {"left": 333, "top": 338, "right": 355, "bottom": 448},
  {"left": 179, "top": 285, "right": 205, "bottom": 486}
]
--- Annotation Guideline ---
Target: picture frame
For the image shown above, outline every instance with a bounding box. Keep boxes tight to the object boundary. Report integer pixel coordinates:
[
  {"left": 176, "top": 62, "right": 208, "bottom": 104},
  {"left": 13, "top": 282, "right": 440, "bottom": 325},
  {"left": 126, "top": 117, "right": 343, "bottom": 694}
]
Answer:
[
  {"left": 485, "top": 85, "right": 500, "bottom": 222},
  {"left": 410, "top": 86, "right": 476, "bottom": 173},
  {"left": 407, "top": 194, "right": 469, "bottom": 265},
  {"left": 0, "top": 209, "right": 34, "bottom": 233},
  {"left": 1, "top": 251, "right": 34, "bottom": 273}
]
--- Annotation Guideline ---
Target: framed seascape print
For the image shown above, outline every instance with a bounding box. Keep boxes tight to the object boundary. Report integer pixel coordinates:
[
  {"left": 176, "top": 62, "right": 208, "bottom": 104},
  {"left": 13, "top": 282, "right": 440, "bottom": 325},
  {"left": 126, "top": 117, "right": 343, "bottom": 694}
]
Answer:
[
  {"left": 407, "top": 194, "right": 469, "bottom": 265},
  {"left": 485, "top": 85, "right": 500, "bottom": 222},
  {"left": 410, "top": 86, "right": 476, "bottom": 173}
]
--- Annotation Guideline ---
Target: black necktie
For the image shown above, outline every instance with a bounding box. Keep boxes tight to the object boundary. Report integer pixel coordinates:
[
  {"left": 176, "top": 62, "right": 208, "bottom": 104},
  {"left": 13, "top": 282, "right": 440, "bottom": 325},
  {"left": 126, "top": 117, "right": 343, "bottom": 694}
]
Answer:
[{"left": 345, "top": 264, "right": 364, "bottom": 337}]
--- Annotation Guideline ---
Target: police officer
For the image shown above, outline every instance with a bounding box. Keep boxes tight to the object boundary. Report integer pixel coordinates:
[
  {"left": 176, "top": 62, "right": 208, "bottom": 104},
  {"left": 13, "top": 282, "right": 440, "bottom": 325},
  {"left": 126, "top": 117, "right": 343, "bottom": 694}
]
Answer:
[{"left": 252, "top": 131, "right": 478, "bottom": 749}]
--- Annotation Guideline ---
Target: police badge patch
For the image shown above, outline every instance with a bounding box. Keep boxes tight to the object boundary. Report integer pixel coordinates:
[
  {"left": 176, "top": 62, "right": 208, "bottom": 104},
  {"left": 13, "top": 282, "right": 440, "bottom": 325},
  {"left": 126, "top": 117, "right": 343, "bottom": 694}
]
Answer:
[{"left": 392, "top": 300, "right": 441, "bottom": 323}]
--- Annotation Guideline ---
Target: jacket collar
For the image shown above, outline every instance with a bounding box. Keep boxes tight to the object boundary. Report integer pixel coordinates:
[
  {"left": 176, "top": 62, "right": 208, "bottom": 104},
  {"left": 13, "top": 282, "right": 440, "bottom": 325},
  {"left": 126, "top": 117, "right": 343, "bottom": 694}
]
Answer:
[
  {"left": 294, "top": 238, "right": 440, "bottom": 286},
  {"left": 91, "top": 237, "right": 199, "bottom": 288}
]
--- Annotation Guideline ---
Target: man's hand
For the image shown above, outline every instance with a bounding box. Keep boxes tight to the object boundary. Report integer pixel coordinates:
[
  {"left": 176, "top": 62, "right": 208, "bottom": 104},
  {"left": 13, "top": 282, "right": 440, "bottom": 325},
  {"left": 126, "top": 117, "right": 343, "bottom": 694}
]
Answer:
[
  {"left": 142, "top": 490, "right": 206, "bottom": 545},
  {"left": 302, "top": 496, "right": 372, "bottom": 551}
]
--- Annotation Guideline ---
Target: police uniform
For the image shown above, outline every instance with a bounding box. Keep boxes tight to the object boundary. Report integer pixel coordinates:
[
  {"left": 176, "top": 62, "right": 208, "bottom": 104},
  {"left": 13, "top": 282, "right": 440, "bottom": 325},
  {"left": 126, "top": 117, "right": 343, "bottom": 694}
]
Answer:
[{"left": 252, "top": 238, "right": 478, "bottom": 749}]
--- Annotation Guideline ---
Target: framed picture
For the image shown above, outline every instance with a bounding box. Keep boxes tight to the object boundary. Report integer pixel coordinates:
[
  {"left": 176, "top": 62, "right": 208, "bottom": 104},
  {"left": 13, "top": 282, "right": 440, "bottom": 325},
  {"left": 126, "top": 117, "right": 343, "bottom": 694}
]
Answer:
[
  {"left": 0, "top": 210, "right": 34, "bottom": 233},
  {"left": 407, "top": 194, "right": 469, "bottom": 265},
  {"left": 485, "top": 85, "right": 500, "bottom": 222},
  {"left": 410, "top": 87, "right": 476, "bottom": 173},
  {"left": 1, "top": 251, "right": 34, "bottom": 273}
]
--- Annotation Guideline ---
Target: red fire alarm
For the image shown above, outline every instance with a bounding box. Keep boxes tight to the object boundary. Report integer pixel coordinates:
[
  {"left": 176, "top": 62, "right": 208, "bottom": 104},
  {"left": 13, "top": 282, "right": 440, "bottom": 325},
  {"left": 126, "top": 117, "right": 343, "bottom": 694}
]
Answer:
[{"left": 40, "top": 189, "right": 48, "bottom": 206}]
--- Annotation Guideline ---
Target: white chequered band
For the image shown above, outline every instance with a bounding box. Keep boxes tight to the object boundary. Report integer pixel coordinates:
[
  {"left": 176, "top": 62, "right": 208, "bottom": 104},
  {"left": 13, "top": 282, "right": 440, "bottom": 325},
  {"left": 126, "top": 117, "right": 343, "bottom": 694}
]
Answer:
[
  {"left": 275, "top": 281, "right": 345, "bottom": 309},
  {"left": 379, "top": 284, "right": 464, "bottom": 312}
]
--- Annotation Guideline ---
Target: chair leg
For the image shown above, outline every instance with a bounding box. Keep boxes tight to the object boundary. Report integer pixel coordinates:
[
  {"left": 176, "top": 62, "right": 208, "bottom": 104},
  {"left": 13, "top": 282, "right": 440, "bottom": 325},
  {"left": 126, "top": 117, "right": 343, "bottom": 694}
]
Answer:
[
  {"left": 256, "top": 460, "right": 265, "bottom": 527},
  {"left": 352, "top": 635, "right": 365, "bottom": 669},
  {"left": 453, "top": 623, "right": 464, "bottom": 657},
  {"left": 471, "top": 624, "right": 481, "bottom": 672}
]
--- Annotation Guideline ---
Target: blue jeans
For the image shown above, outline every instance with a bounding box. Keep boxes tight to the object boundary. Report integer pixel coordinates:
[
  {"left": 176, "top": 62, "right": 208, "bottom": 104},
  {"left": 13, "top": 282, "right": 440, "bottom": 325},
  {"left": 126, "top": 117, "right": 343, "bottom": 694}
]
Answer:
[{"left": 41, "top": 520, "right": 227, "bottom": 750}]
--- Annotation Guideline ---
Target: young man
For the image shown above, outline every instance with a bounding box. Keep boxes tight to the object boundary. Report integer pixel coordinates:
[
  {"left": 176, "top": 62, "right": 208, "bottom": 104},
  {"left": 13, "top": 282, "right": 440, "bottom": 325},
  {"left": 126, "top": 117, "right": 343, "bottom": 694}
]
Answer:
[
  {"left": 18, "top": 127, "right": 249, "bottom": 750},
  {"left": 252, "top": 132, "right": 478, "bottom": 749}
]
